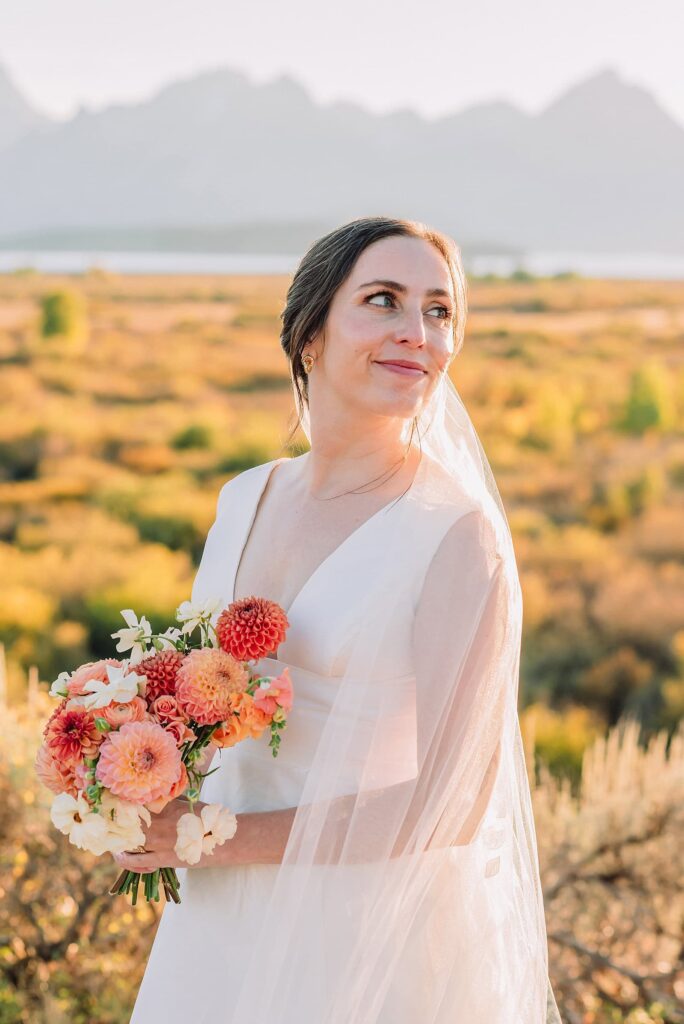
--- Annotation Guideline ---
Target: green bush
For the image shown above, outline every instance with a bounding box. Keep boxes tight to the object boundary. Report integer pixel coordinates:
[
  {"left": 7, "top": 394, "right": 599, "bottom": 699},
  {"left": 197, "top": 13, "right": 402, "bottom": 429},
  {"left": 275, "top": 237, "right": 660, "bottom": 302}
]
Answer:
[
  {"left": 620, "top": 361, "right": 676, "bottom": 435},
  {"left": 171, "top": 423, "right": 214, "bottom": 450},
  {"left": 40, "top": 289, "right": 88, "bottom": 348}
]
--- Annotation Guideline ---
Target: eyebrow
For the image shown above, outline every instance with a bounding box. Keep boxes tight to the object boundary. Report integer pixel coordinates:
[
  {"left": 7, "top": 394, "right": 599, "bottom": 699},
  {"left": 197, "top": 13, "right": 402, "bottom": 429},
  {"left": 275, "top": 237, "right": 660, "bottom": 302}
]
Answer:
[{"left": 355, "top": 278, "right": 453, "bottom": 300}]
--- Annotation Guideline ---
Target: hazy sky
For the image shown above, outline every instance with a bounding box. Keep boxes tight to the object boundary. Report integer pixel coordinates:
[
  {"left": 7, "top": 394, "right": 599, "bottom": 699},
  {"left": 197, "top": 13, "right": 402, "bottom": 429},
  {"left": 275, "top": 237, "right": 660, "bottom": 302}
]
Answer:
[{"left": 2, "top": 0, "right": 683, "bottom": 126}]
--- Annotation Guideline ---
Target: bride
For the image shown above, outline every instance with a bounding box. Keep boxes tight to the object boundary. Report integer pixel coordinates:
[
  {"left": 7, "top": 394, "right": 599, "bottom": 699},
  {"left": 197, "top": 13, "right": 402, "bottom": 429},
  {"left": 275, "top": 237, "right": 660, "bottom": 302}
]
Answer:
[{"left": 120, "top": 216, "right": 563, "bottom": 1022}]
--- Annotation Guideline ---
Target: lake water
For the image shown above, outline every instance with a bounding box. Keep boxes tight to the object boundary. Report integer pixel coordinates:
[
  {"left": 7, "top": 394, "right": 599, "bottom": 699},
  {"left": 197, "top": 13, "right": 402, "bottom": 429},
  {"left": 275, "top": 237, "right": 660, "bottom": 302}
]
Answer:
[{"left": 0, "top": 249, "right": 683, "bottom": 280}]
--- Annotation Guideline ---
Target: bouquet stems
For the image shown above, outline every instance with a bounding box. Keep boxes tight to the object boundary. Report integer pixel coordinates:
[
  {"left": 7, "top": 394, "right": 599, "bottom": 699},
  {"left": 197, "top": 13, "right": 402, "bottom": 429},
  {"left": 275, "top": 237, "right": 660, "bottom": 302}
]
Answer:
[{"left": 109, "top": 865, "right": 181, "bottom": 904}]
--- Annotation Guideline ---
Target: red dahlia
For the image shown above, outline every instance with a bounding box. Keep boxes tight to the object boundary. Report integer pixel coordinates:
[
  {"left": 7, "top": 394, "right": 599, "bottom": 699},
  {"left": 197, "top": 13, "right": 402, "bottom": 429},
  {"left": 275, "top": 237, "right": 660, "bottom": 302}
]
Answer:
[
  {"left": 44, "top": 704, "right": 102, "bottom": 766},
  {"left": 216, "top": 597, "right": 289, "bottom": 661},
  {"left": 138, "top": 649, "right": 185, "bottom": 703}
]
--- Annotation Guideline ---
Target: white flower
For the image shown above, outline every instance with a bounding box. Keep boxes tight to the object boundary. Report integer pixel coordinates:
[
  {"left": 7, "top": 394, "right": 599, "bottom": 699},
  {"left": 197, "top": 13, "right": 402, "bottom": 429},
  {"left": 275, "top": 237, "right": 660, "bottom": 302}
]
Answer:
[
  {"left": 155, "top": 626, "right": 183, "bottom": 650},
  {"left": 75, "top": 663, "right": 146, "bottom": 711},
  {"left": 50, "top": 670, "right": 71, "bottom": 698},
  {"left": 50, "top": 792, "right": 111, "bottom": 856},
  {"left": 174, "top": 803, "right": 237, "bottom": 865},
  {"left": 175, "top": 596, "right": 222, "bottom": 635},
  {"left": 98, "top": 792, "right": 151, "bottom": 854},
  {"left": 201, "top": 802, "right": 238, "bottom": 844},
  {"left": 174, "top": 812, "right": 205, "bottom": 864},
  {"left": 111, "top": 609, "right": 153, "bottom": 664}
]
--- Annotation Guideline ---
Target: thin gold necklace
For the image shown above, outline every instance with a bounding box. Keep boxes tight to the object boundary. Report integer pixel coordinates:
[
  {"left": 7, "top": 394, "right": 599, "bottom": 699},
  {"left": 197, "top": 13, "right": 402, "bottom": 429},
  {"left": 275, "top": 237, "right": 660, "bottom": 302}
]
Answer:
[{"left": 309, "top": 445, "right": 412, "bottom": 501}]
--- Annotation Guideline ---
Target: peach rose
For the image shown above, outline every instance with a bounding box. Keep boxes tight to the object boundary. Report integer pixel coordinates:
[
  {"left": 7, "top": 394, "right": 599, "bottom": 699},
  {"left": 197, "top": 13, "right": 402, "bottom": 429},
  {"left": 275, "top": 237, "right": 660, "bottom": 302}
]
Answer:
[
  {"left": 67, "top": 658, "right": 125, "bottom": 698},
  {"left": 35, "top": 744, "right": 78, "bottom": 797},
  {"left": 100, "top": 695, "right": 147, "bottom": 729},
  {"left": 211, "top": 692, "right": 270, "bottom": 748}
]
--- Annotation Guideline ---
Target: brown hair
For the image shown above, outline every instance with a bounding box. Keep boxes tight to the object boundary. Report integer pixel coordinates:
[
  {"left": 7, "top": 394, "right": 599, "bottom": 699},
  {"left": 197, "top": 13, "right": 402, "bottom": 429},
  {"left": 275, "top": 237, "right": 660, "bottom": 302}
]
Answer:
[{"left": 279, "top": 215, "right": 468, "bottom": 451}]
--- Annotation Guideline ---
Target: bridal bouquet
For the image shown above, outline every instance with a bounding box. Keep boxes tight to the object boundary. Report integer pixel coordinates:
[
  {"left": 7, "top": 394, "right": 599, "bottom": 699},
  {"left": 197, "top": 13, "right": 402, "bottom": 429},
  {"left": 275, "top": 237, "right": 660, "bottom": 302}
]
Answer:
[{"left": 34, "top": 595, "right": 293, "bottom": 905}]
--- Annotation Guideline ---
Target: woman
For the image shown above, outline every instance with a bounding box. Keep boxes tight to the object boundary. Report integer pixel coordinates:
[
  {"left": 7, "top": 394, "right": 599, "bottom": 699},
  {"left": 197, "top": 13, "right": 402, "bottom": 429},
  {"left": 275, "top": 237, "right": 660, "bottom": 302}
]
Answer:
[{"left": 123, "top": 217, "right": 563, "bottom": 1022}]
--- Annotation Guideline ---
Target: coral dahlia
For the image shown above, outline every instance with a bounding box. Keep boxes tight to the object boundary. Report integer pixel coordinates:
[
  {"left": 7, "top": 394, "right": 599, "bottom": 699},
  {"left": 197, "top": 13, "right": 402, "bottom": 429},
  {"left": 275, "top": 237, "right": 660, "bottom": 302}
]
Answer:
[
  {"left": 216, "top": 597, "right": 289, "bottom": 661},
  {"left": 175, "top": 647, "right": 248, "bottom": 725},
  {"left": 138, "top": 649, "right": 185, "bottom": 703}
]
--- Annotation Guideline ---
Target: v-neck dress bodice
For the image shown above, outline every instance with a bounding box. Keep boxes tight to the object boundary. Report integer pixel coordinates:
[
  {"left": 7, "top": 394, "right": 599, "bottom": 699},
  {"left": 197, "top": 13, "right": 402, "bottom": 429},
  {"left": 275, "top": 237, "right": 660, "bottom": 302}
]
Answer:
[
  {"left": 194, "top": 458, "right": 459, "bottom": 811},
  {"left": 193, "top": 456, "right": 454, "bottom": 680},
  {"left": 130, "top": 458, "right": 518, "bottom": 1024}
]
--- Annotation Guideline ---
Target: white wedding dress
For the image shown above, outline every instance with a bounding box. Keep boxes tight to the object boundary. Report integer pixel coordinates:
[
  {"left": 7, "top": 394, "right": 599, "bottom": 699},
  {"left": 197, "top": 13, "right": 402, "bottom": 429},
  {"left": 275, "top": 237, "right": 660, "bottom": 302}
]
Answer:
[{"left": 130, "top": 457, "right": 557, "bottom": 1023}]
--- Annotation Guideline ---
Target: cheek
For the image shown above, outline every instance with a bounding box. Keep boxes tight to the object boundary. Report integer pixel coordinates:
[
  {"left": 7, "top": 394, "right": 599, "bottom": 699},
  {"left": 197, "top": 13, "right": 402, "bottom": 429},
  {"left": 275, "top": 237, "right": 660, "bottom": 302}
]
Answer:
[
  {"left": 327, "top": 315, "right": 382, "bottom": 372},
  {"left": 430, "top": 331, "right": 454, "bottom": 370}
]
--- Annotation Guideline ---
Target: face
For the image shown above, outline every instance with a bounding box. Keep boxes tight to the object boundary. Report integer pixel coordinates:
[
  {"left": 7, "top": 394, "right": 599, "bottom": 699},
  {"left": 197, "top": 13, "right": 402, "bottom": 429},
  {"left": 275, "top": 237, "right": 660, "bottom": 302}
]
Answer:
[{"left": 303, "top": 235, "right": 456, "bottom": 425}]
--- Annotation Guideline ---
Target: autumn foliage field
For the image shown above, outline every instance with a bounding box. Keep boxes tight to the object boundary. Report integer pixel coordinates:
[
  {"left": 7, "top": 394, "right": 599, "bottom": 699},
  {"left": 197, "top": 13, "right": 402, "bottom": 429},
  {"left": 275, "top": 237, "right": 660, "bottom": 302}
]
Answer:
[{"left": 0, "top": 268, "right": 683, "bottom": 1022}]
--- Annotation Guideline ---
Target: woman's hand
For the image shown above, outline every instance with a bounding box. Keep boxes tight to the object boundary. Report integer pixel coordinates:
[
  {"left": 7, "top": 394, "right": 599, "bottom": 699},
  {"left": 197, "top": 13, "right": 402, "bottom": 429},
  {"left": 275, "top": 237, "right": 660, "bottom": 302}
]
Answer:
[{"left": 112, "top": 798, "right": 223, "bottom": 872}]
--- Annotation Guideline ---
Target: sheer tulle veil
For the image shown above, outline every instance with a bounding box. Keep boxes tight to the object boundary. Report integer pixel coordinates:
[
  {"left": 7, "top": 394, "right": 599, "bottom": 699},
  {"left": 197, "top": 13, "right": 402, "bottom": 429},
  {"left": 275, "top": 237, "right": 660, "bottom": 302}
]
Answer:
[{"left": 197, "top": 241, "right": 561, "bottom": 1022}]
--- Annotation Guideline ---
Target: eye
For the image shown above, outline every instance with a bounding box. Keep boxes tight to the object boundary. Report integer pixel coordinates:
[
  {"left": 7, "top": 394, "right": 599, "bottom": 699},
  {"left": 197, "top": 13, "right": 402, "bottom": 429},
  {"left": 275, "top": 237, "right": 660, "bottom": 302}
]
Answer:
[
  {"left": 366, "top": 290, "right": 395, "bottom": 308},
  {"left": 428, "top": 305, "right": 453, "bottom": 321},
  {"left": 365, "top": 291, "right": 453, "bottom": 321}
]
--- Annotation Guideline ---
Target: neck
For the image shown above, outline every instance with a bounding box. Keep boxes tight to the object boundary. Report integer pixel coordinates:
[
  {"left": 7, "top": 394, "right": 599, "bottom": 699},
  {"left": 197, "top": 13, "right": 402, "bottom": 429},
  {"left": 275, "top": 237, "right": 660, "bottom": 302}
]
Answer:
[{"left": 300, "top": 439, "right": 419, "bottom": 501}]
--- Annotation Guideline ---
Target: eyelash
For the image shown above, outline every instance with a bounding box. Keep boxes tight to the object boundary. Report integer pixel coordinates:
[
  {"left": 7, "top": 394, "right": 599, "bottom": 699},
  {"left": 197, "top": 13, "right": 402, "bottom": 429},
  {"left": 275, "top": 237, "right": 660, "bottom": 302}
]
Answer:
[{"left": 365, "top": 290, "right": 453, "bottom": 321}]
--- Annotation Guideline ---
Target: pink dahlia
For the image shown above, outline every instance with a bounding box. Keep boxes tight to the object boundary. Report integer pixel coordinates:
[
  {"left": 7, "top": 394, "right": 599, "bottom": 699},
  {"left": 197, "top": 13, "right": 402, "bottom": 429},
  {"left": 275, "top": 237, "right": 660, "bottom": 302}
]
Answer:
[
  {"left": 216, "top": 597, "right": 289, "bottom": 661},
  {"left": 45, "top": 703, "right": 102, "bottom": 767},
  {"left": 175, "top": 648, "right": 248, "bottom": 725},
  {"left": 67, "top": 658, "right": 125, "bottom": 698},
  {"left": 138, "top": 650, "right": 185, "bottom": 703},
  {"left": 146, "top": 761, "right": 189, "bottom": 813},
  {"left": 95, "top": 720, "right": 183, "bottom": 804}
]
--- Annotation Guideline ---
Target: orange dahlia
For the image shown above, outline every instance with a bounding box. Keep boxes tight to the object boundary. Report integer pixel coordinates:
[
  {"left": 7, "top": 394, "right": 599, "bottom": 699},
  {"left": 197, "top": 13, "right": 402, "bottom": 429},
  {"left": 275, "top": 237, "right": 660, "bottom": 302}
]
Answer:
[
  {"left": 215, "top": 597, "right": 289, "bottom": 661},
  {"left": 44, "top": 703, "right": 102, "bottom": 766},
  {"left": 175, "top": 647, "right": 248, "bottom": 725},
  {"left": 95, "top": 720, "right": 182, "bottom": 804},
  {"left": 138, "top": 649, "right": 185, "bottom": 703}
]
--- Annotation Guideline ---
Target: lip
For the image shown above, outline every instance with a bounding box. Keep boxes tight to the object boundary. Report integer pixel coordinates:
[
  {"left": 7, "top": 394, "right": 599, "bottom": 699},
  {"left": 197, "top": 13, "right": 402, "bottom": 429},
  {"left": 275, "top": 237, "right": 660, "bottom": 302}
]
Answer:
[{"left": 374, "top": 360, "right": 428, "bottom": 378}]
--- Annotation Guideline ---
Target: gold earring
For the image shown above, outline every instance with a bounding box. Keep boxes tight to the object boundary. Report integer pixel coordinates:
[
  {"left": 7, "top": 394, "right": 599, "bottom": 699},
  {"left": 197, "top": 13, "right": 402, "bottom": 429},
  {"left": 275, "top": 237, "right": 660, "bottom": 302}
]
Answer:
[{"left": 302, "top": 352, "right": 316, "bottom": 373}]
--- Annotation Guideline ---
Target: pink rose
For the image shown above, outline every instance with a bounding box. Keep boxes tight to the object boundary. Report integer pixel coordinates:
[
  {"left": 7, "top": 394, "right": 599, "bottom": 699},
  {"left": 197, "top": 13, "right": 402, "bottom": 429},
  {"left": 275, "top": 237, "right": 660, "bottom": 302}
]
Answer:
[
  {"left": 150, "top": 695, "right": 196, "bottom": 746},
  {"left": 164, "top": 720, "right": 197, "bottom": 747},
  {"left": 151, "top": 694, "right": 188, "bottom": 723}
]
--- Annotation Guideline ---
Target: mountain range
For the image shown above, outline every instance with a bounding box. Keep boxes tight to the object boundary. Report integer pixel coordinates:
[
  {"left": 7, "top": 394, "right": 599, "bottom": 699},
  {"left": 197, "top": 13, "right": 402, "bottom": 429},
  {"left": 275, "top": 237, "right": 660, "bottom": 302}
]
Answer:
[{"left": 0, "top": 63, "right": 682, "bottom": 254}]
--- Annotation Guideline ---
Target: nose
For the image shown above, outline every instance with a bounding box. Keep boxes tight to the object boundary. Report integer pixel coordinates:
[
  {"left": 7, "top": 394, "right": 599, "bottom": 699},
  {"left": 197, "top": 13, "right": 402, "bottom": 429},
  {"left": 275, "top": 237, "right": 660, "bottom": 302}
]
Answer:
[{"left": 393, "top": 304, "right": 427, "bottom": 348}]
